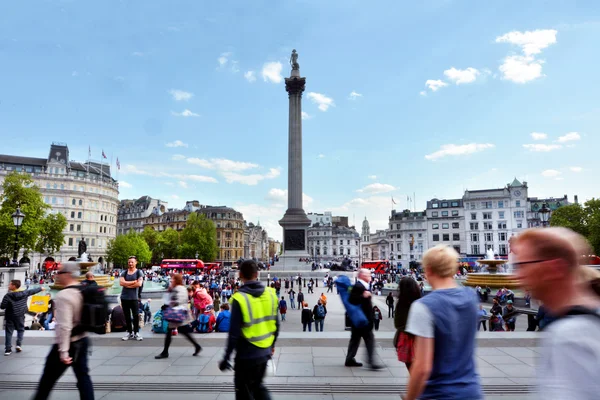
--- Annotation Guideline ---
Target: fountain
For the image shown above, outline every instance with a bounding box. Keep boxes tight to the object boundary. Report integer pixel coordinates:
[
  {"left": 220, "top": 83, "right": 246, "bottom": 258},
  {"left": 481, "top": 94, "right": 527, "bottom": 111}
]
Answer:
[
  {"left": 464, "top": 249, "right": 519, "bottom": 289},
  {"left": 50, "top": 239, "right": 115, "bottom": 289}
]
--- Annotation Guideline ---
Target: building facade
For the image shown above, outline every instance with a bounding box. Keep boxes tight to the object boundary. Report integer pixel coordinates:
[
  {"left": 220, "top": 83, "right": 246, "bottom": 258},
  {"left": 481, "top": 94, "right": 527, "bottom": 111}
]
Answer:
[
  {"left": 308, "top": 216, "right": 360, "bottom": 262},
  {"left": 117, "top": 196, "right": 168, "bottom": 235},
  {"left": 268, "top": 238, "right": 282, "bottom": 259},
  {"left": 361, "top": 217, "right": 390, "bottom": 262},
  {"left": 0, "top": 143, "right": 119, "bottom": 266},
  {"left": 198, "top": 206, "right": 245, "bottom": 266},
  {"left": 388, "top": 209, "right": 428, "bottom": 267},
  {"left": 426, "top": 198, "right": 465, "bottom": 255},
  {"left": 244, "top": 222, "right": 268, "bottom": 261},
  {"left": 527, "top": 195, "right": 571, "bottom": 228},
  {"left": 463, "top": 178, "right": 528, "bottom": 257}
]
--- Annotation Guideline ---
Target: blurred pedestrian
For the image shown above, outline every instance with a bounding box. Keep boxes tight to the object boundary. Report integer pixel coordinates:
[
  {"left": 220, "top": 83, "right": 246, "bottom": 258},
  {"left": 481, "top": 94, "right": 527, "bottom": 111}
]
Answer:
[{"left": 394, "top": 277, "right": 421, "bottom": 372}]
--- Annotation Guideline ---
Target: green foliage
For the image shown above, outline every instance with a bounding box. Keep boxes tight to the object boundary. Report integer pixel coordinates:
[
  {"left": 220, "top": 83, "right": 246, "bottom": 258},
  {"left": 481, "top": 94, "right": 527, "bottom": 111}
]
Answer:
[
  {"left": 0, "top": 172, "right": 50, "bottom": 257},
  {"left": 159, "top": 228, "right": 180, "bottom": 259},
  {"left": 35, "top": 212, "right": 68, "bottom": 255},
  {"left": 550, "top": 199, "right": 600, "bottom": 255},
  {"left": 106, "top": 230, "right": 151, "bottom": 268},
  {"left": 141, "top": 226, "right": 162, "bottom": 264},
  {"left": 179, "top": 213, "right": 218, "bottom": 261}
]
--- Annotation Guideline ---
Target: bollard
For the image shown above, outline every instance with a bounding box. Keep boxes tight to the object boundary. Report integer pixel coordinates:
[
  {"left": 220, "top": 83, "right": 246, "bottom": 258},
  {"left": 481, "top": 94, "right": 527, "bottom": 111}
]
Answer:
[{"left": 303, "top": 278, "right": 306, "bottom": 287}]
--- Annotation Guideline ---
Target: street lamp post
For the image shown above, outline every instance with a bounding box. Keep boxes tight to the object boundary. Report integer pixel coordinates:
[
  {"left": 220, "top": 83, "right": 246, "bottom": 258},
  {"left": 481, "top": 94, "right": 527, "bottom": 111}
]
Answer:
[
  {"left": 539, "top": 203, "right": 551, "bottom": 227},
  {"left": 11, "top": 207, "right": 25, "bottom": 267},
  {"left": 195, "top": 251, "right": 199, "bottom": 260}
]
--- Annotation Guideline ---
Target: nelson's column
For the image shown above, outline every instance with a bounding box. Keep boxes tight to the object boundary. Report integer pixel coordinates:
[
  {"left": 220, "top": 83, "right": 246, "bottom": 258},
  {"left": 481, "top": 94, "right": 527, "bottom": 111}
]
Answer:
[{"left": 277, "top": 49, "right": 311, "bottom": 271}]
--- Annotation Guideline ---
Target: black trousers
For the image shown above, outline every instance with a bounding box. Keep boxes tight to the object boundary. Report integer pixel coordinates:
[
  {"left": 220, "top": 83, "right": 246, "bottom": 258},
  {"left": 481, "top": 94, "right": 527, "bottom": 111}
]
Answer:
[
  {"left": 234, "top": 358, "right": 271, "bottom": 400},
  {"left": 388, "top": 306, "right": 394, "bottom": 318},
  {"left": 34, "top": 337, "right": 94, "bottom": 400},
  {"left": 346, "top": 326, "right": 375, "bottom": 365},
  {"left": 161, "top": 326, "right": 199, "bottom": 355},
  {"left": 121, "top": 299, "right": 139, "bottom": 334}
]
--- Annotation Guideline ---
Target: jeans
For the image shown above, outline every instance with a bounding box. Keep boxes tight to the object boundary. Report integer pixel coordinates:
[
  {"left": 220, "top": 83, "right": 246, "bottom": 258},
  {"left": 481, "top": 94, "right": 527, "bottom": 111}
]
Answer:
[
  {"left": 289, "top": 299, "right": 295, "bottom": 309},
  {"left": 314, "top": 319, "right": 324, "bottom": 332},
  {"left": 478, "top": 320, "right": 487, "bottom": 331},
  {"left": 302, "top": 322, "right": 312, "bottom": 332},
  {"left": 281, "top": 313, "right": 286, "bottom": 321},
  {"left": 234, "top": 358, "right": 271, "bottom": 400},
  {"left": 388, "top": 306, "right": 394, "bottom": 318},
  {"left": 33, "top": 337, "right": 94, "bottom": 400},
  {"left": 5, "top": 317, "right": 24, "bottom": 352},
  {"left": 43, "top": 312, "right": 53, "bottom": 330},
  {"left": 121, "top": 299, "right": 140, "bottom": 334}
]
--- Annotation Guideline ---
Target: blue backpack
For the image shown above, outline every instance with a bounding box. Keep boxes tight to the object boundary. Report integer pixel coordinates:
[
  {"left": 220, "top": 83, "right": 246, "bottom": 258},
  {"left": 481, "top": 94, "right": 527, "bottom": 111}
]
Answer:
[
  {"left": 198, "top": 313, "right": 210, "bottom": 333},
  {"left": 335, "top": 276, "right": 368, "bottom": 329},
  {"left": 152, "top": 310, "right": 168, "bottom": 334}
]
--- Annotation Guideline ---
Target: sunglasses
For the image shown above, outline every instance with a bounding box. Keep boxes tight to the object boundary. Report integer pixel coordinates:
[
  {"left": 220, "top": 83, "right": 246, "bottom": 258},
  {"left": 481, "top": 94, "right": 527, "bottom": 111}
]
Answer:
[
  {"left": 512, "top": 258, "right": 556, "bottom": 268},
  {"left": 128, "top": 256, "right": 137, "bottom": 260}
]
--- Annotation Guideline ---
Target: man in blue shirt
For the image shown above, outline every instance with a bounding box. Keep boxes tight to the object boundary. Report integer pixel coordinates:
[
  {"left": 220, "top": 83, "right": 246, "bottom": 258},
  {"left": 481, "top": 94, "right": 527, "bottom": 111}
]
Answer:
[{"left": 403, "top": 245, "right": 482, "bottom": 400}]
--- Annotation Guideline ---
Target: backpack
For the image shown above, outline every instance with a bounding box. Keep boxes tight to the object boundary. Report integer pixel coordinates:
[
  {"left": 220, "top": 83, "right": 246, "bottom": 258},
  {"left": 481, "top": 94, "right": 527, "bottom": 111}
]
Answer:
[
  {"left": 69, "top": 285, "right": 109, "bottom": 336},
  {"left": 315, "top": 304, "right": 325, "bottom": 319},
  {"left": 198, "top": 313, "right": 210, "bottom": 333},
  {"left": 152, "top": 310, "right": 168, "bottom": 334}
]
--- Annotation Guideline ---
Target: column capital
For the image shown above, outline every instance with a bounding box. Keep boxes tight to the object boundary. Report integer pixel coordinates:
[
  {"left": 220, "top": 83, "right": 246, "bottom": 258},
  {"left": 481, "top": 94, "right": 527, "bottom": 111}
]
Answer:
[{"left": 285, "top": 77, "right": 306, "bottom": 96}]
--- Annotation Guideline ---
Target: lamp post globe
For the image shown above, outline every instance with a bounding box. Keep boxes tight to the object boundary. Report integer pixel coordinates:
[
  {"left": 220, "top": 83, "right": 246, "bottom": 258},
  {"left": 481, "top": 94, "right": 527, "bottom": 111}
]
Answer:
[
  {"left": 539, "top": 203, "right": 551, "bottom": 227},
  {"left": 11, "top": 207, "right": 25, "bottom": 266}
]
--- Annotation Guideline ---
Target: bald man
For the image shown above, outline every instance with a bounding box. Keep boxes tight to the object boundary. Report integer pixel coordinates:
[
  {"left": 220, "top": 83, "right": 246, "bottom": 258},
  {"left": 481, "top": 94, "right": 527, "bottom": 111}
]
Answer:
[
  {"left": 345, "top": 269, "right": 382, "bottom": 370},
  {"left": 513, "top": 228, "right": 600, "bottom": 399},
  {"left": 81, "top": 272, "right": 97, "bottom": 287}
]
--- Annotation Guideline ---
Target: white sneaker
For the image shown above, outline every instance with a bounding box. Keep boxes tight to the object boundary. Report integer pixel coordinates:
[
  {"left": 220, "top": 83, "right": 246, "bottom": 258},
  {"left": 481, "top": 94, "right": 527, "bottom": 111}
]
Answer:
[
  {"left": 4, "top": 351, "right": 11, "bottom": 356},
  {"left": 122, "top": 333, "right": 133, "bottom": 341},
  {"left": 134, "top": 333, "right": 143, "bottom": 341},
  {"left": 15, "top": 346, "right": 22, "bottom": 353}
]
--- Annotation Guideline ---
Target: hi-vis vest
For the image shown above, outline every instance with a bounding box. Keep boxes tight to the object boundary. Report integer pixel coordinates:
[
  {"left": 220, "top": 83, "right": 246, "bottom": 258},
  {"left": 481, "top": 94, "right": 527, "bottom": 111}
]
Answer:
[{"left": 231, "top": 287, "right": 278, "bottom": 348}]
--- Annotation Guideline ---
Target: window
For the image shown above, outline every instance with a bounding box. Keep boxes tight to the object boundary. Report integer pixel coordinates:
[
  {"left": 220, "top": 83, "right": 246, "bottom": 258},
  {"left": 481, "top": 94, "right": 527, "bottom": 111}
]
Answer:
[
  {"left": 484, "top": 222, "right": 493, "bottom": 230},
  {"left": 471, "top": 244, "right": 480, "bottom": 254},
  {"left": 432, "top": 203, "right": 439, "bottom": 208},
  {"left": 99, "top": 226, "right": 102, "bottom": 233},
  {"left": 516, "top": 200, "right": 521, "bottom": 207},
  {"left": 498, "top": 221, "right": 507, "bottom": 229},
  {"left": 69, "top": 224, "right": 74, "bottom": 231},
  {"left": 452, "top": 210, "right": 459, "bottom": 216},
  {"left": 470, "top": 203, "right": 476, "bottom": 210},
  {"left": 482, "top": 201, "right": 492, "bottom": 209},
  {"left": 484, "top": 233, "right": 493, "bottom": 242},
  {"left": 451, "top": 201, "right": 459, "bottom": 207},
  {"left": 396, "top": 224, "right": 400, "bottom": 230},
  {"left": 452, "top": 222, "right": 459, "bottom": 229},
  {"left": 499, "top": 244, "right": 507, "bottom": 255},
  {"left": 483, "top": 212, "right": 492, "bottom": 220},
  {"left": 498, "top": 201, "right": 504, "bottom": 208},
  {"left": 317, "top": 240, "right": 320, "bottom": 245},
  {"left": 433, "top": 234, "right": 440, "bottom": 242},
  {"left": 396, "top": 234, "right": 401, "bottom": 238},
  {"left": 431, "top": 211, "right": 438, "bottom": 217},
  {"left": 441, "top": 202, "right": 448, "bottom": 207},
  {"left": 517, "top": 221, "right": 523, "bottom": 229},
  {"left": 68, "top": 238, "right": 73, "bottom": 246},
  {"left": 514, "top": 211, "right": 524, "bottom": 219},
  {"left": 432, "top": 223, "right": 439, "bottom": 229},
  {"left": 470, "top": 233, "right": 479, "bottom": 242},
  {"left": 443, "top": 234, "right": 450, "bottom": 241},
  {"left": 471, "top": 213, "right": 477, "bottom": 220},
  {"left": 77, "top": 212, "right": 82, "bottom": 219},
  {"left": 79, "top": 199, "right": 83, "bottom": 206},
  {"left": 442, "top": 223, "right": 449, "bottom": 229},
  {"left": 76, "top": 224, "right": 81, "bottom": 232},
  {"left": 498, "top": 211, "right": 505, "bottom": 219},
  {"left": 499, "top": 232, "right": 507, "bottom": 241},
  {"left": 470, "top": 223, "right": 479, "bottom": 230},
  {"left": 453, "top": 233, "right": 460, "bottom": 241},
  {"left": 442, "top": 211, "right": 448, "bottom": 217},
  {"left": 418, "top": 233, "right": 422, "bottom": 238},
  {"left": 91, "top": 239, "right": 95, "bottom": 247},
  {"left": 70, "top": 211, "right": 75, "bottom": 218}
]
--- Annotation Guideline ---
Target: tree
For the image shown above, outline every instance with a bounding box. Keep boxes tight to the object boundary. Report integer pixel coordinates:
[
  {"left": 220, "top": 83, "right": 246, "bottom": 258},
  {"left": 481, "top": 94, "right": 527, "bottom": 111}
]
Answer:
[
  {"left": 106, "top": 230, "right": 151, "bottom": 268},
  {"left": 159, "top": 228, "right": 180, "bottom": 260},
  {"left": 550, "top": 199, "right": 600, "bottom": 255},
  {"left": 141, "top": 226, "right": 162, "bottom": 264},
  {"left": 0, "top": 172, "right": 50, "bottom": 258},
  {"left": 35, "top": 213, "right": 68, "bottom": 255},
  {"left": 179, "top": 213, "right": 218, "bottom": 261}
]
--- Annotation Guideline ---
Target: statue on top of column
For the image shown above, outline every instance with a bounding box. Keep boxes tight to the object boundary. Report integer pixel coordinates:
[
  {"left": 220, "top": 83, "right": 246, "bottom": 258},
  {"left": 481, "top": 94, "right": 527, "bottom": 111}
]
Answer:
[{"left": 290, "top": 49, "right": 299, "bottom": 71}]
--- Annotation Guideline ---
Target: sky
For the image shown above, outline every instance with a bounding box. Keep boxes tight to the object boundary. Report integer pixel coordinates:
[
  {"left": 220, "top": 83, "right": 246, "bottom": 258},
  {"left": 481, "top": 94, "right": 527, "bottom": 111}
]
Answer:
[{"left": 1, "top": 1, "right": 599, "bottom": 241}]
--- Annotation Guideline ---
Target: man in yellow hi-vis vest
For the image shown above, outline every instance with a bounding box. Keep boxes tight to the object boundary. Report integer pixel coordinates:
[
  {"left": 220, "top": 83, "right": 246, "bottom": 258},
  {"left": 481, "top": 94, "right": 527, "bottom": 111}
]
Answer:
[{"left": 219, "top": 259, "right": 279, "bottom": 399}]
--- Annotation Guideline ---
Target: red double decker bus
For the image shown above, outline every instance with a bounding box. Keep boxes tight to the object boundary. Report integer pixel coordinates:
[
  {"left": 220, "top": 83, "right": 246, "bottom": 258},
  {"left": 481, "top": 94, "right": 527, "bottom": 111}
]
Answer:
[
  {"left": 361, "top": 260, "right": 389, "bottom": 275},
  {"left": 160, "top": 259, "right": 205, "bottom": 273}
]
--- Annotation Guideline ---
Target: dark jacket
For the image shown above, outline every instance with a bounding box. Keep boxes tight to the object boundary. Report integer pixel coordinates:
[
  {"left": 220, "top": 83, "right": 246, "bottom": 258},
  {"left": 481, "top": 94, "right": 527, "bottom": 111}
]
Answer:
[
  {"left": 386, "top": 294, "right": 395, "bottom": 307},
  {"left": 301, "top": 308, "right": 313, "bottom": 324},
  {"left": 1, "top": 287, "right": 42, "bottom": 320},
  {"left": 349, "top": 281, "right": 374, "bottom": 324},
  {"left": 224, "top": 280, "right": 280, "bottom": 363},
  {"left": 297, "top": 292, "right": 305, "bottom": 304},
  {"left": 81, "top": 279, "right": 98, "bottom": 287},
  {"left": 312, "top": 304, "right": 327, "bottom": 320}
]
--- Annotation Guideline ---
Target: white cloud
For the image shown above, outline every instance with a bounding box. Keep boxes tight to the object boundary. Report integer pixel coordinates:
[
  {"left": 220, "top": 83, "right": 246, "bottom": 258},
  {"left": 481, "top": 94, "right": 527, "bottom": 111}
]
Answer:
[
  {"left": 522, "top": 143, "right": 562, "bottom": 152},
  {"left": 171, "top": 154, "right": 186, "bottom": 161},
  {"left": 171, "top": 109, "right": 200, "bottom": 117},
  {"left": 265, "top": 188, "right": 313, "bottom": 207},
  {"left": 570, "top": 166, "right": 583, "bottom": 172},
  {"left": 301, "top": 111, "right": 311, "bottom": 120},
  {"left": 119, "top": 181, "right": 132, "bottom": 188},
  {"left": 218, "top": 52, "right": 232, "bottom": 67},
  {"left": 307, "top": 92, "right": 335, "bottom": 112},
  {"left": 131, "top": 51, "right": 144, "bottom": 57},
  {"left": 498, "top": 55, "right": 544, "bottom": 83},
  {"left": 541, "top": 169, "right": 561, "bottom": 178},
  {"left": 122, "top": 163, "right": 218, "bottom": 183},
  {"left": 261, "top": 62, "right": 283, "bottom": 83},
  {"left": 185, "top": 175, "right": 218, "bottom": 183},
  {"left": 425, "top": 143, "right": 495, "bottom": 160},
  {"left": 557, "top": 132, "right": 581, "bottom": 142},
  {"left": 425, "top": 79, "right": 448, "bottom": 92},
  {"left": 317, "top": 154, "right": 325, "bottom": 159},
  {"left": 496, "top": 29, "right": 558, "bottom": 56},
  {"left": 169, "top": 89, "right": 194, "bottom": 101},
  {"left": 187, "top": 158, "right": 258, "bottom": 172},
  {"left": 166, "top": 140, "right": 188, "bottom": 148},
  {"left": 222, "top": 168, "right": 281, "bottom": 186},
  {"left": 172, "top": 195, "right": 179, "bottom": 199},
  {"left": 244, "top": 71, "right": 256, "bottom": 83},
  {"left": 496, "top": 29, "right": 557, "bottom": 83},
  {"left": 357, "top": 183, "right": 396, "bottom": 194},
  {"left": 443, "top": 67, "right": 480, "bottom": 84},
  {"left": 179, "top": 181, "right": 188, "bottom": 188},
  {"left": 368, "top": 175, "right": 377, "bottom": 180},
  {"left": 530, "top": 132, "right": 548, "bottom": 140},
  {"left": 419, "top": 91, "right": 427, "bottom": 96},
  {"left": 349, "top": 91, "right": 363, "bottom": 100}
]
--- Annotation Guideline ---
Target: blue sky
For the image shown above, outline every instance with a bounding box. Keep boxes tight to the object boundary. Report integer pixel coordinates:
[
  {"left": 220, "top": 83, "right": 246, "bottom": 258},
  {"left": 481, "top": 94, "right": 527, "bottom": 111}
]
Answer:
[{"left": 1, "top": 1, "right": 599, "bottom": 240}]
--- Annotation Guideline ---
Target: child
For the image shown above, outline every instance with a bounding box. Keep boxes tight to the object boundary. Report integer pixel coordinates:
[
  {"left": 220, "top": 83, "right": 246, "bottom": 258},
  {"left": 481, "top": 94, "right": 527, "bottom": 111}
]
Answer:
[
  {"left": 215, "top": 303, "right": 231, "bottom": 332},
  {"left": 373, "top": 306, "right": 383, "bottom": 331}
]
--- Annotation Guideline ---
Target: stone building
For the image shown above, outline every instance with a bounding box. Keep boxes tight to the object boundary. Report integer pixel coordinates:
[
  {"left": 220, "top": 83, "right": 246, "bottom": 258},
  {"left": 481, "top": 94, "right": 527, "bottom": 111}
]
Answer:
[
  {"left": 117, "top": 196, "right": 167, "bottom": 235},
  {"left": 268, "top": 238, "right": 282, "bottom": 259},
  {"left": 244, "top": 222, "right": 268, "bottom": 261},
  {"left": 527, "top": 195, "right": 571, "bottom": 228},
  {"left": 198, "top": 206, "right": 245, "bottom": 267},
  {"left": 426, "top": 198, "right": 465, "bottom": 255},
  {"left": 360, "top": 217, "right": 390, "bottom": 262},
  {"left": 308, "top": 216, "right": 360, "bottom": 262},
  {"left": 388, "top": 209, "right": 428, "bottom": 267},
  {"left": 0, "top": 142, "right": 119, "bottom": 266}
]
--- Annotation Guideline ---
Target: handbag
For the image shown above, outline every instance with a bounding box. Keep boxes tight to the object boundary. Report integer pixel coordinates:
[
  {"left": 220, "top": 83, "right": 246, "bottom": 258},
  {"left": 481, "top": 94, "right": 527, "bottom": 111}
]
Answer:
[{"left": 163, "top": 306, "right": 188, "bottom": 324}]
